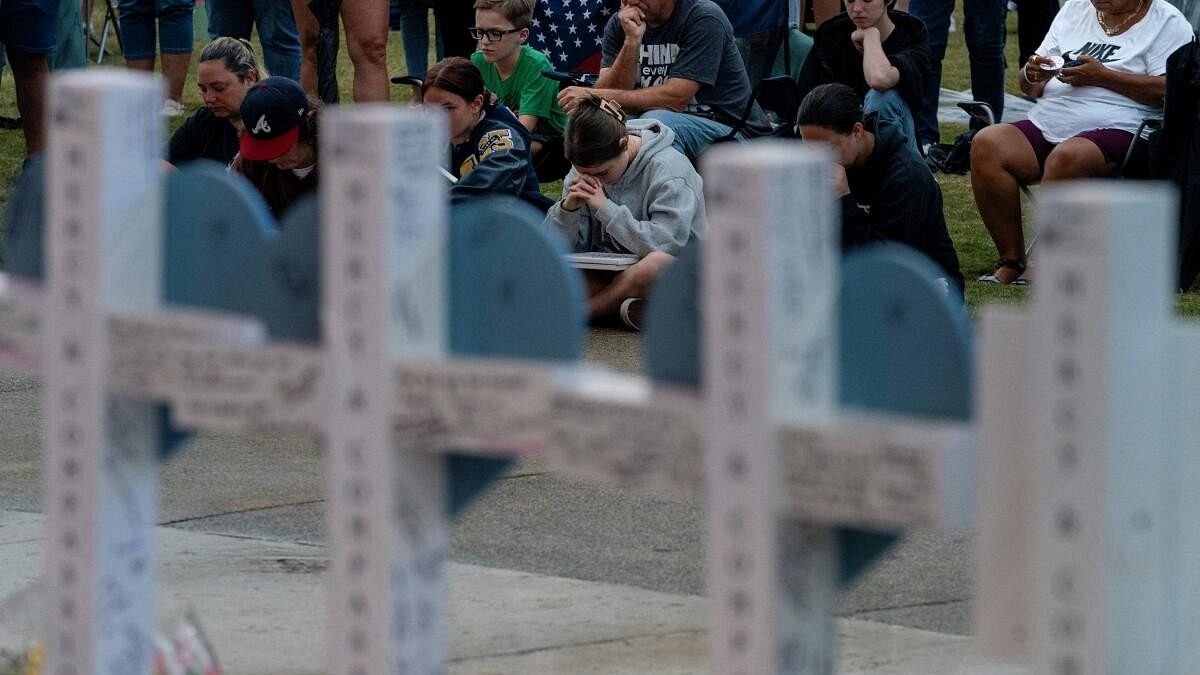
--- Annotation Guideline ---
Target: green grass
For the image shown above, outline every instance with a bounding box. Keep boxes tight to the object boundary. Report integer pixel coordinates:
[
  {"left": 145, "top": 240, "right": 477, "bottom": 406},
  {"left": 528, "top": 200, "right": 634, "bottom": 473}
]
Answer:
[{"left": 3, "top": 7, "right": 1198, "bottom": 315}]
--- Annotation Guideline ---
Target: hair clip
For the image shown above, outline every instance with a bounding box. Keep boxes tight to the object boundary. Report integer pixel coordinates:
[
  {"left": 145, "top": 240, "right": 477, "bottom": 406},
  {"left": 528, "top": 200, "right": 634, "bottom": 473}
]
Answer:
[{"left": 597, "top": 98, "right": 627, "bottom": 123}]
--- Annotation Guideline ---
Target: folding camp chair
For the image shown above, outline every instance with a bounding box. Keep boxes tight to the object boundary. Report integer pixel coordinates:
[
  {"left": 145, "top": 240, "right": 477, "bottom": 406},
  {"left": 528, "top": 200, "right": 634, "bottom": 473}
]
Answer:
[{"left": 961, "top": 100, "right": 1165, "bottom": 258}]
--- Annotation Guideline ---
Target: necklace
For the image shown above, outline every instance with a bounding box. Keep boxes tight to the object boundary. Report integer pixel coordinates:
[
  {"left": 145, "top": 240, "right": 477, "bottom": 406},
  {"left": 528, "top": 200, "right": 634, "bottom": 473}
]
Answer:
[{"left": 1097, "top": 0, "right": 1145, "bottom": 36}]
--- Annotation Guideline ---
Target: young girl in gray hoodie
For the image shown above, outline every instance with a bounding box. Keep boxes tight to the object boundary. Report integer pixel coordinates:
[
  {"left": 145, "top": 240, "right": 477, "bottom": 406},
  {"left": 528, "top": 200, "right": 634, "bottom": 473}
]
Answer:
[{"left": 545, "top": 98, "right": 707, "bottom": 329}]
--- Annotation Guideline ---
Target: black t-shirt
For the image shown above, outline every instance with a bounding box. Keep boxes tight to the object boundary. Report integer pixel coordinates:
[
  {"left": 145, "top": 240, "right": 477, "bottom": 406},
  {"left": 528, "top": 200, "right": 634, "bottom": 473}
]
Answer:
[
  {"left": 601, "top": 0, "right": 769, "bottom": 133},
  {"left": 797, "top": 11, "right": 931, "bottom": 115},
  {"left": 167, "top": 108, "right": 240, "bottom": 166},
  {"left": 841, "top": 113, "right": 963, "bottom": 289},
  {"left": 233, "top": 158, "right": 319, "bottom": 219}
]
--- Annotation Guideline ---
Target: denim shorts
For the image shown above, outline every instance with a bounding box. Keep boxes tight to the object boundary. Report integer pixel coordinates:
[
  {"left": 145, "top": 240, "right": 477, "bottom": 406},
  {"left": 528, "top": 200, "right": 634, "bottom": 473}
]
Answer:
[
  {"left": 0, "top": 0, "right": 57, "bottom": 54},
  {"left": 117, "top": 0, "right": 196, "bottom": 60}
]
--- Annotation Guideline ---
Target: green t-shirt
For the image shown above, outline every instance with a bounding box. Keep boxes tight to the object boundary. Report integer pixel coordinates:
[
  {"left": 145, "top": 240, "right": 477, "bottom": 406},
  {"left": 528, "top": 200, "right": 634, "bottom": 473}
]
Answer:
[{"left": 471, "top": 46, "right": 568, "bottom": 136}]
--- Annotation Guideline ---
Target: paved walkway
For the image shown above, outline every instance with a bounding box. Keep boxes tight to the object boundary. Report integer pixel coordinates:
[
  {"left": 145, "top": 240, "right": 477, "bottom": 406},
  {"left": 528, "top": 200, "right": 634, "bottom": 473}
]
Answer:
[{"left": 0, "top": 511, "right": 1025, "bottom": 675}]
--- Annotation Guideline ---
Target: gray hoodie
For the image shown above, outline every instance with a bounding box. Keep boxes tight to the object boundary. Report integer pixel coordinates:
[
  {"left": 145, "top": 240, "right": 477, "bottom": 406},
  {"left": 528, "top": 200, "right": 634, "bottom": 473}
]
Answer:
[{"left": 546, "top": 119, "right": 707, "bottom": 257}]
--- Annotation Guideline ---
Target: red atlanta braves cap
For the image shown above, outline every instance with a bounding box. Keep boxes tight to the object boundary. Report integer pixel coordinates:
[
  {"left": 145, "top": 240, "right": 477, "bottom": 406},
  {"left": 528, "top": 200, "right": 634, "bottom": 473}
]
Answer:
[{"left": 239, "top": 77, "right": 310, "bottom": 161}]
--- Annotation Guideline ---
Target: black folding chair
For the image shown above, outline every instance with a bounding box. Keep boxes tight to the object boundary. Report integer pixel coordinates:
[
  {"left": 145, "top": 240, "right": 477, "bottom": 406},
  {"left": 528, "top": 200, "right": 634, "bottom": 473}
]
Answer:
[{"left": 83, "top": 0, "right": 124, "bottom": 64}]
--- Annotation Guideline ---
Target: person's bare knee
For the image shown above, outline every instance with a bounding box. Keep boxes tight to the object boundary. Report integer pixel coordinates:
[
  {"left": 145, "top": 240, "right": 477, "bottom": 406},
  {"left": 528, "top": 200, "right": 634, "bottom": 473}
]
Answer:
[
  {"left": 625, "top": 251, "right": 675, "bottom": 295},
  {"left": 347, "top": 32, "right": 387, "bottom": 68},
  {"left": 342, "top": 0, "right": 388, "bottom": 68},
  {"left": 1043, "top": 139, "right": 1110, "bottom": 182},
  {"left": 972, "top": 125, "right": 1040, "bottom": 184}
]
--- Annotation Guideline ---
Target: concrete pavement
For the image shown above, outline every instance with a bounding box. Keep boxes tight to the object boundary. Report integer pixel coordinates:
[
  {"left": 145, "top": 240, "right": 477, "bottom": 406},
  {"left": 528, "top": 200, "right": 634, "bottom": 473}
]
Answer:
[
  {"left": 0, "top": 327, "right": 987, "bottom": 673},
  {"left": 0, "top": 511, "right": 1010, "bottom": 674}
]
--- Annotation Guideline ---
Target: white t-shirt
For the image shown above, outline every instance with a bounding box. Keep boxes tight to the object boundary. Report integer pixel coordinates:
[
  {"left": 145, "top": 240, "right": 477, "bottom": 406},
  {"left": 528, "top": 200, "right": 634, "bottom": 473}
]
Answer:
[{"left": 1028, "top": 0, "right": 1194, "bottom": 142}]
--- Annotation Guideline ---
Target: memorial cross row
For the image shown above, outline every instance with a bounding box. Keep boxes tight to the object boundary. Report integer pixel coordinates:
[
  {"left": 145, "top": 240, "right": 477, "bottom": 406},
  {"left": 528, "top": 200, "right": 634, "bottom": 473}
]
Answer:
[
  {"left": 975, "top": 182, "right": 1200, "bottom": 675},
  {"left": 0, "top": 69, "right": 975, "bottom": 675}
]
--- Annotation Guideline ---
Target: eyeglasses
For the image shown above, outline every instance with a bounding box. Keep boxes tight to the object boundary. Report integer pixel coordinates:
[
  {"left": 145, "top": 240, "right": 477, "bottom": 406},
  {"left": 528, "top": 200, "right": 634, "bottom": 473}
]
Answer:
[{"left": 468, "top": 27, "right": 522, "bottom": 42}]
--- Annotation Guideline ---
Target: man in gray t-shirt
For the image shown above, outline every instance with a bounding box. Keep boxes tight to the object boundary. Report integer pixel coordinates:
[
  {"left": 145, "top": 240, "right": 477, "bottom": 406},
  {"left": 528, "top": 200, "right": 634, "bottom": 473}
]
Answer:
[{"left": 557, "top": 0, "right": 769, "bottom": 160}]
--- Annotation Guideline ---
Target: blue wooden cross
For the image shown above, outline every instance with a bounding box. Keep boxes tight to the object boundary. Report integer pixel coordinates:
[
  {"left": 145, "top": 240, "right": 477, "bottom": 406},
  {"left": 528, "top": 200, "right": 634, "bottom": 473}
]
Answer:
[
  {"left": 1, "top": 73, "right": 586, "bottom": 675},
  {"left": 641, "top": 143, "right": 973, "bottom": 674},
  {"left": 2, "top": 71, "right": 977, "bottom": 675}
]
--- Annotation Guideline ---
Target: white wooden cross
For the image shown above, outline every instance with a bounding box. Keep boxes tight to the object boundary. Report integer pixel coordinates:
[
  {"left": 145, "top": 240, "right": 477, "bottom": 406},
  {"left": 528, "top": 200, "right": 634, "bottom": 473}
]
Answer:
[
  {"left": 974, "top": 181, "right": 1200, "bottom": 675},
  {"left": 0, "top": 70, "right": 975, "bottom": 675}
]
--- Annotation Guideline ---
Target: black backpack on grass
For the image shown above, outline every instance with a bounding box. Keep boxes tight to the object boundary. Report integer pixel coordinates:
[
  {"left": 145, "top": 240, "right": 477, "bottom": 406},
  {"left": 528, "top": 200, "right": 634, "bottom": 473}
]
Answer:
[{"left": 925, "top": 128, "right": 977, "bottom": 175}]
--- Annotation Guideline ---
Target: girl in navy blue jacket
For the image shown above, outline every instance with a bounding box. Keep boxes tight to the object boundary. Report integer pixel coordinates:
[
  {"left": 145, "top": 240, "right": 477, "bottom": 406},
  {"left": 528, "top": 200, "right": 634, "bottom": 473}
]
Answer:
[{"left": 422, "top": 57, "right": 550, "bottom": 210}]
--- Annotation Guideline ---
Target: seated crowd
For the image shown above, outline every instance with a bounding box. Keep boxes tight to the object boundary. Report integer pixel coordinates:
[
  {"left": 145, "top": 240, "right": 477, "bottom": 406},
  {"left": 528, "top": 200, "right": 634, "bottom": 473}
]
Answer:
[{"left": 156, "top": 0, "right": 1195, "bottom": 325}]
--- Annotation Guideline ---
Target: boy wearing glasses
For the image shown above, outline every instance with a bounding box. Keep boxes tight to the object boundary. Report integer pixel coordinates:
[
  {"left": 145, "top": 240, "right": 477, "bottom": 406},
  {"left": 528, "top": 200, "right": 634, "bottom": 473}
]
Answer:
[{"left": 470, "top": 0, "right": 570, "bottom": 180}]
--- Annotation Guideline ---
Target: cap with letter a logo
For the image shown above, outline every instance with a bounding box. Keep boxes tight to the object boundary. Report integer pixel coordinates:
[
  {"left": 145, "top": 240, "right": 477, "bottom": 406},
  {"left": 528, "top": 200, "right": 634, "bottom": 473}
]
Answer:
[{"left": 239, "top": 76, "right": 311, "bottom": 161}]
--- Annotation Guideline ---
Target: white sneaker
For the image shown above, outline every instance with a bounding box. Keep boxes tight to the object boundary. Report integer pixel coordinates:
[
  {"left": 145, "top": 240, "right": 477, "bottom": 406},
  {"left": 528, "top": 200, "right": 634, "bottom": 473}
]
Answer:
[{"left": 161, "top": 99, "right": 185, "bottom": 117}]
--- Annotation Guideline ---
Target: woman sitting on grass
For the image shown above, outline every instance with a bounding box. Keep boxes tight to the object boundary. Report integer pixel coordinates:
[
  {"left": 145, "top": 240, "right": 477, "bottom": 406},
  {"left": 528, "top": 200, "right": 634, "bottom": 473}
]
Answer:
[
  {"left": 545, "top": 98, "right": 708, "bottom": 330},
  {"left": 797, "top": 83, "right": 964, "bottom": 291},
  {"left": 422, "top": 57, "right": 549, "bottom": 210}
]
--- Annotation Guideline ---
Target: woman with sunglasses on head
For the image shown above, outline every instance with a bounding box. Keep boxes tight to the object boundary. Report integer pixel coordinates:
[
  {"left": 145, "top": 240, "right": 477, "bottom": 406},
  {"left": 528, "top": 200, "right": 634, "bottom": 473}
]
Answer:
[
  {"left": 422, "top": 56, "right": 549, "bottom": 209},
  {"left": 168, "top": 38, "right": 265, "bottom": 167},
  {"left": 545, "top": 97, "right": 707, "bottom": 330}
]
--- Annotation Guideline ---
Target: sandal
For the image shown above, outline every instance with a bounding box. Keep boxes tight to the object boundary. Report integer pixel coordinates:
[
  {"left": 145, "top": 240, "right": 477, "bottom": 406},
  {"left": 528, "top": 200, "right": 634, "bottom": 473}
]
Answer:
[
  {"left": 978, "top": 258, "right": 1030, "bottom": 286},
  {"left": 619, "top": 297, "right": 643, "bottom": 331}
]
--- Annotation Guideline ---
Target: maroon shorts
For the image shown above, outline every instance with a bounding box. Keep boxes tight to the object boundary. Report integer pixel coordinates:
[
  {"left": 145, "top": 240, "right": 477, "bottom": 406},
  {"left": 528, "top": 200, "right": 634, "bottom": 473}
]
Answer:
[{"left": 1011, "top": 119, "right": 1135, "bottom": 169}]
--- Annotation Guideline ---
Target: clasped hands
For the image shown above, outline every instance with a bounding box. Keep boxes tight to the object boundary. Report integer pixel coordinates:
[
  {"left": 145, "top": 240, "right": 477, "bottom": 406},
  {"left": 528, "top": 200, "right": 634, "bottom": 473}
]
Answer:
[{"left": 562, "top": 174, "right": 609, "bottom": 212}]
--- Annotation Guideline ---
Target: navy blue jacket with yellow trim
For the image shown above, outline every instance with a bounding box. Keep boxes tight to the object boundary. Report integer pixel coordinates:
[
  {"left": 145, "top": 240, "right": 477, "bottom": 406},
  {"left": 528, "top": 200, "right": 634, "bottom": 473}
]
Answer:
[{"left": 450, "top": 103, "right": 551, "bottom": 210}]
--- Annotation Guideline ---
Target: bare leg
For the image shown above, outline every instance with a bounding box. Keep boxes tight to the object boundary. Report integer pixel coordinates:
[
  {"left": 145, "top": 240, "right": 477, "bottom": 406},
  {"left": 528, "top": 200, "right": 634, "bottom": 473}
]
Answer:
[
  {"left": 970, "top": 124, "right": 1042, "bottom": 283},
  {"left": 290, "top": 0, "right": 320, "bottom": 96},
  {"left": 1041, "top": 137, "right": 1113, "bottom": 183},
  {"left": 161, "top": 52, "right": 191, "bottom": 102},
  {"left": 586, "top": 251, "right": 675, "bottom": 320},
  {"left": 5, "top": 48, "right": 51, "bottom": 155},
  {"left": 340, "top": 0, "right": 389, "bottom": 102},
  {"left": 125, "top": 56, "right": 155, "bottom": 72}
]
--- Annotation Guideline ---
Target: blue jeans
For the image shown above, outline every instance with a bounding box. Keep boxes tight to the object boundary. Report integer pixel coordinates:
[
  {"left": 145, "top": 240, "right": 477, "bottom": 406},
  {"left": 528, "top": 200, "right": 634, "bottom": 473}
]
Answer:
[
  {"left": 908, "top": 0, "right": 1007, "bottom": 146},
  {"left": 397, "top": 3, "right": 442, "bottom": 77},
  {"left": 864, "top": 89, "right": 920, "bottom": 156},
  {"left": 117, "top": 0, "right": 194, "bottom": 61},
  {"left": 207, "top": 0, "right": 300, "bottom": 81},
  {"left": 52, "top": 0, "right": 87, "bottom": 69},
  {"left": 641, "top": 110, "right": 746, "bottom": 162}
]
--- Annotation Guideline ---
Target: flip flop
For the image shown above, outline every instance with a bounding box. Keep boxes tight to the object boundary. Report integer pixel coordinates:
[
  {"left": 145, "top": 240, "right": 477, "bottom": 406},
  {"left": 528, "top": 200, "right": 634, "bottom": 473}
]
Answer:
[{"left": 977, "top": 258, "right": 1030, "bottom": 286}]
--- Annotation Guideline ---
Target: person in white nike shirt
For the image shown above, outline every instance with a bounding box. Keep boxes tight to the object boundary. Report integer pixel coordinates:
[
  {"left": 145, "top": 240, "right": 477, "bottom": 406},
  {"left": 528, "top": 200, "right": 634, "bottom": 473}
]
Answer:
[{"left": 970, "top": 0, "right": 1193, "bottom": 285}]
